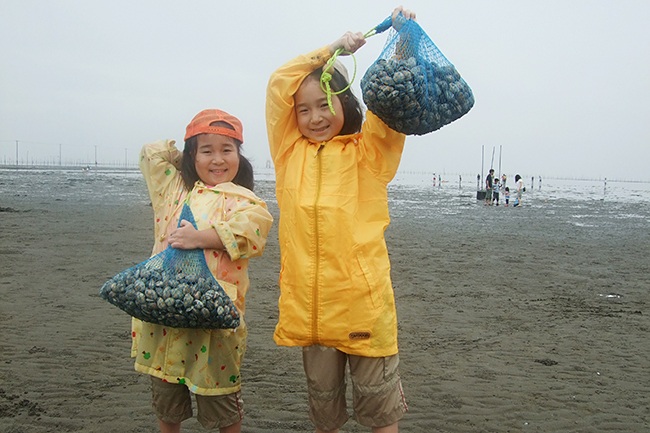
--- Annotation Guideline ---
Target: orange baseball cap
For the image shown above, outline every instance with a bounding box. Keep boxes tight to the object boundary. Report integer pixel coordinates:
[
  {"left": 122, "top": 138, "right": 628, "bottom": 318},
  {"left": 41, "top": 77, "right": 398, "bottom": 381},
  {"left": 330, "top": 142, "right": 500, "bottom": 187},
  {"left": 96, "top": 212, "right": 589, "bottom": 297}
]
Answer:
[{"left": 184, "top": 109, "right": 244, "bottom": 143}]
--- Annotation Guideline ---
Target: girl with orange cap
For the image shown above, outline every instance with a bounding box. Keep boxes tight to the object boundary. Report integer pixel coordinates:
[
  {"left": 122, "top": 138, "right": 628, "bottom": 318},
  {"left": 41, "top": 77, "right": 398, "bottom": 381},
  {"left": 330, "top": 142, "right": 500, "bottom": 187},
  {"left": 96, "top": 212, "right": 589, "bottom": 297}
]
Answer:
[{"left": 132, "top": 109, "right": 273, "bottom": 433}]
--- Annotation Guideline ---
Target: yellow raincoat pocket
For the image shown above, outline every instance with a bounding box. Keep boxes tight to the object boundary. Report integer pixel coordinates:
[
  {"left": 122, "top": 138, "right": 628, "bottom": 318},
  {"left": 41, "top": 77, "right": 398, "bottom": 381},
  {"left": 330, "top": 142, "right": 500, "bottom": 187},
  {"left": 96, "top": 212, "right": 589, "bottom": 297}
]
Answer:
[{"left": 356, "top": 251, "right": 383, "bottom": 310}]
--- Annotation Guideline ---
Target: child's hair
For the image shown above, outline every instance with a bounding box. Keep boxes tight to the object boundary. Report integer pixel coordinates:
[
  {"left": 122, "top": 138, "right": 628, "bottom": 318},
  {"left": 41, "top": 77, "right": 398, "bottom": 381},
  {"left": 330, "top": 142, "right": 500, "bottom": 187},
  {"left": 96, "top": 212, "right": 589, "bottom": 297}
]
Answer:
[
  {"left": 515, "top": 174, "right": 521, "bottom": 182},
  {"left": 181, "top": 121, "right": 255, "bottom": 191},
  {"left": 305, "top": 67, "right": 363, "bottom": 135},
  {"left": 505, "top": 187, "right": 510, "bottom": 192}
]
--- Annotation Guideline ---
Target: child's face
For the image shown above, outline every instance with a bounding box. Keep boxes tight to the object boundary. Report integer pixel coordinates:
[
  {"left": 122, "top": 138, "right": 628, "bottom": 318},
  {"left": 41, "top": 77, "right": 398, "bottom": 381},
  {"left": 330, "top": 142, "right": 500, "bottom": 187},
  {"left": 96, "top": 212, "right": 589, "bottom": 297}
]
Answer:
[
  {"left": 194, "top": 133, "right": 240, "bottom": 186},
  {"left": 294, "top": 76, "right": 344, "bottom": 142}
]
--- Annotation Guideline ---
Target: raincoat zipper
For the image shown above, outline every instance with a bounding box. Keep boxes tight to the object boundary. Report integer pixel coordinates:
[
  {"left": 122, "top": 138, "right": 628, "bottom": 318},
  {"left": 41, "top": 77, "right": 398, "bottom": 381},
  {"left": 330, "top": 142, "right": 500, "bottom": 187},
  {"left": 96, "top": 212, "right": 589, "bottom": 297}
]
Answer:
[{"left": 312, "top": 144, "right": 324, "bottom": 343}]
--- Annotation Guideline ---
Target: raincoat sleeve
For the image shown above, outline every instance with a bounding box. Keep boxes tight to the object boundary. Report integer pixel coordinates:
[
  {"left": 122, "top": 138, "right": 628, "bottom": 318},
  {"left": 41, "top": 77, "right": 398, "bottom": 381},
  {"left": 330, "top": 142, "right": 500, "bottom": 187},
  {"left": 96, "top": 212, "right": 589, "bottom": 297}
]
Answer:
[
  {"left": 212, "top": 192, "right": 273, "bottom": 261},
  {"left": 139, "top": 139, "right": 184, "bottom": 207},
  {"left": 358, "top": 111, "right": 407, "bottom": 184},
  {"left": 266, "top": 46, "right": 331, "bottom": 165}
]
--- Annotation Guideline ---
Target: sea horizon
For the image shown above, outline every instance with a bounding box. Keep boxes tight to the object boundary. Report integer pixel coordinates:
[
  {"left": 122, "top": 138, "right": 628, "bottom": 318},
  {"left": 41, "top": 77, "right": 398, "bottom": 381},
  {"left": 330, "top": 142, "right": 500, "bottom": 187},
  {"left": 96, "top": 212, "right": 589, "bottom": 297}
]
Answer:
[
  {"left": 1, "top": 163, "right": 648, "bottom": 185},
  {"left": 2, "top": 165, "right": 650, "bottom": 215}
]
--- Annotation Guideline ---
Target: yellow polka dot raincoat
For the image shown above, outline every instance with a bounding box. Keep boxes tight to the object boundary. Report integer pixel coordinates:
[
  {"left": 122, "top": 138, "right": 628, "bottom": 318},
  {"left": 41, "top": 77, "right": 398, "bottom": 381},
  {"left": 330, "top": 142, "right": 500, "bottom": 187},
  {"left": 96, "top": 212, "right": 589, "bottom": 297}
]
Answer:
[{"left": 131, "top": 139, "right": 273, "bottom": 395}]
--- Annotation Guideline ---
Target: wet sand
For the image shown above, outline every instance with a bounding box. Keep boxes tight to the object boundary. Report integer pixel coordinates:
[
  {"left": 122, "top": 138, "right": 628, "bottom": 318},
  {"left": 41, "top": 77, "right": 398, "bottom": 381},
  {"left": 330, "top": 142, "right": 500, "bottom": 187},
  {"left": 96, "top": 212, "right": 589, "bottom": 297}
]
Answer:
[{"left": 1, "top": 183, "right": 649, "bottom": 432}]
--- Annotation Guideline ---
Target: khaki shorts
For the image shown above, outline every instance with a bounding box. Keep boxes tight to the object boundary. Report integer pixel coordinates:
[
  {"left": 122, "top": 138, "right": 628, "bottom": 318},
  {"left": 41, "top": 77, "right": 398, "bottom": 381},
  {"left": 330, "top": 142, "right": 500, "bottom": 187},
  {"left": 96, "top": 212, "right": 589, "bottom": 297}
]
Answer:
[
  {"left": 302, "top": 346, "right": 407, "bottom": 431},
  {"left": 150, "top": 376, "right": 243, "bottom": 429}
]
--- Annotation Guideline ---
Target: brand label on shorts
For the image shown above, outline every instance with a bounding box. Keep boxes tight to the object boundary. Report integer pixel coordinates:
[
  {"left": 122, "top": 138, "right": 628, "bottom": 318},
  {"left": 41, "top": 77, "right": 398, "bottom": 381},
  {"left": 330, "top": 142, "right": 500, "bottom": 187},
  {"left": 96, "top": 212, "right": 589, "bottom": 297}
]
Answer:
[{"left": 349, "top": 331, "right": 371, "bottom": 340}]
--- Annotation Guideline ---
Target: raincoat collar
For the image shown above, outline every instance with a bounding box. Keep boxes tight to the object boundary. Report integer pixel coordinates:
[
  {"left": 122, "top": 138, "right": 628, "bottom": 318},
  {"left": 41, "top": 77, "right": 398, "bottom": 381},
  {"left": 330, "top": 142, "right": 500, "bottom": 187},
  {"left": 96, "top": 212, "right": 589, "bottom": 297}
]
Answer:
[{"left": 305, "top": 132, "right": 361, "bottom": 147}]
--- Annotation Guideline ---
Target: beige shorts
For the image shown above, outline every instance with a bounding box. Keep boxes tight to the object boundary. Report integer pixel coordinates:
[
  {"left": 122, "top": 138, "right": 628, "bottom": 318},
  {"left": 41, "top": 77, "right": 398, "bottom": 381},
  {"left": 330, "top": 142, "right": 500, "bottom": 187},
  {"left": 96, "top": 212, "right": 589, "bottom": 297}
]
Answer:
[
  {"left": 150, "top": 376, "right": 243, "bottom": 429},
  {"left": 302, "top": 345, "right": 408, "bottom": 431}
]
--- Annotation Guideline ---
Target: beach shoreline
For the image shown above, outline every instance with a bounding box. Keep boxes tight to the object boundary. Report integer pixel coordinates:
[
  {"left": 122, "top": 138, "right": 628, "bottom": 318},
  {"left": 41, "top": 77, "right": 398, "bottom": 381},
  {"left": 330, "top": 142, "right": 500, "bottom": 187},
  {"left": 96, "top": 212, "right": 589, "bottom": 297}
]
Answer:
[{"left": 1, "top": 174, "right": 649, "bottom": 432}]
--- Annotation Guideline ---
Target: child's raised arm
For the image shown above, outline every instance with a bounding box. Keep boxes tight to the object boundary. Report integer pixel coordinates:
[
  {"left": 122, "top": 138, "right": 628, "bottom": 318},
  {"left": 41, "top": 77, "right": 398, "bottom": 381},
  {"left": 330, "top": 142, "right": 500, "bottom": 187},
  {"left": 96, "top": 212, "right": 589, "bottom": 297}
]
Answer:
[
  {"left": 329, "top": 31, "right": 366, "bottom": 55},
  {"left": 328, "top": 5, "right": 416, "bottom": 56},
  {"left": 139, "top": 139, "right": 183, "bottom": 210}
]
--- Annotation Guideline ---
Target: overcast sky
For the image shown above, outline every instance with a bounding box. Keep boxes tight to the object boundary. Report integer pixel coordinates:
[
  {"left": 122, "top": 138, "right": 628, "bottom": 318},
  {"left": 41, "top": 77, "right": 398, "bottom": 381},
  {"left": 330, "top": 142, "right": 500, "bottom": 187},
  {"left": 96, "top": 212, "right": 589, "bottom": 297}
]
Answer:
[{"left": 1, "top": 0, "right": 649, "bottom": 181}]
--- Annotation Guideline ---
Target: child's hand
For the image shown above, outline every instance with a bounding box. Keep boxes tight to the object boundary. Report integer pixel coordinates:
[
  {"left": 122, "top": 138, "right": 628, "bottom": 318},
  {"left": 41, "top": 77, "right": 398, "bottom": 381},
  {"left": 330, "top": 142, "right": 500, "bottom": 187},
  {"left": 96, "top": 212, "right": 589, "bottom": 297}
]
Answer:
[
  {"left": 168, "top": 220, "right": 200, "bottom": 250},
  {"left": 329, "top": 31, "right": 366, "bottom": 55},
  {"left": 392, "top": 5, "right": 416, "bottom": 21},
  {"left": 392, "top": 5, "right": 417, "bottom": 30},
  {"left": 169, "top": 220, "right": 225, "bottom": 251}
]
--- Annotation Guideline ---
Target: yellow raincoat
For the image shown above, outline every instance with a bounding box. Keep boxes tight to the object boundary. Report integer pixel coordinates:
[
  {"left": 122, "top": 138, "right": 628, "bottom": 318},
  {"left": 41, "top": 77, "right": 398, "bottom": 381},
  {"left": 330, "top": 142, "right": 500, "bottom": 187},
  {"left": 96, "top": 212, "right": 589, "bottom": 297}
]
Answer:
[
  {"left": 266, "top": 46, "right": 406, "bottom": 357},
  {"left": 131, "top": 139, "right": 273, "bottom": 395}
]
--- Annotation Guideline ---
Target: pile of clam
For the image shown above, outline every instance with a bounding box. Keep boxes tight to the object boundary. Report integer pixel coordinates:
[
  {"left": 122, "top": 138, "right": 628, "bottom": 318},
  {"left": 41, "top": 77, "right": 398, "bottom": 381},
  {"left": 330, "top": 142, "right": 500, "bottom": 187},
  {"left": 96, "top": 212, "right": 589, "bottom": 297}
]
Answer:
[
  {"left": 100, "top": 262, "right": 240, "bottom": 329},
  {"left": 361, "top": 56, "right": 474, "bottom": 135}
]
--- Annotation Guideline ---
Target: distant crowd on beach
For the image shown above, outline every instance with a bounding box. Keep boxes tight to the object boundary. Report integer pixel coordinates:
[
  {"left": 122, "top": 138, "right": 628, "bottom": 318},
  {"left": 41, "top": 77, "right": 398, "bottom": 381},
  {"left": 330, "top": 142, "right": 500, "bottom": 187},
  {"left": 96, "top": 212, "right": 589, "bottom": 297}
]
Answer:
[
  {"left": 432, "top": 171, "right": 542, "bottom": 207},
  {"left": 482, "top": 170, "right": 542, "bottom": 207}
]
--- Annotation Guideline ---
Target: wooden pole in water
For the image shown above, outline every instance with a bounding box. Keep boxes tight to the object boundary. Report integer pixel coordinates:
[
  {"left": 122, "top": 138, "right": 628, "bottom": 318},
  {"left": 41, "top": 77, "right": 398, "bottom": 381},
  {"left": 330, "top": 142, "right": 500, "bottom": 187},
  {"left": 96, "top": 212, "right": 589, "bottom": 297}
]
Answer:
[
  {"left": 479, "top": 144, "right": 485, "bottom": 189},
  {"left": 477, "top": 145, "right": 485, "bottom": 199},
  {"left": 498, "top": 145, "right": 502, "bottom": 177}
]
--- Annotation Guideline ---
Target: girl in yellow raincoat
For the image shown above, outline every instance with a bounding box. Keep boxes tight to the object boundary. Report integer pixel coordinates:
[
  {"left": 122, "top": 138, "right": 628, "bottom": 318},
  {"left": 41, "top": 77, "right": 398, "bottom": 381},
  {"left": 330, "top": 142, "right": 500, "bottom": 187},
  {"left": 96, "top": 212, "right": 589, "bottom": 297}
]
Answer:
[
  {"left": 133, "top": 109, "right": 273, "bottom": 433},
  {"left": 266, "top": 6, "right": 415, "bottom": 433}
]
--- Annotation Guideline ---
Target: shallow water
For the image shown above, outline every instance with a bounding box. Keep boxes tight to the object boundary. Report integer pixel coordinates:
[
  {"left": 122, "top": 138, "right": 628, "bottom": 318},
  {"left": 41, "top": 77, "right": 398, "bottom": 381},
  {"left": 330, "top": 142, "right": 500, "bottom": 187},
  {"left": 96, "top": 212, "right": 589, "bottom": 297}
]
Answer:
[
  {"left": 1, "top": 167, "right": 649, "bottom": 235},
  {"left": 0, "top": 167, "right": 149, "bottom": 207}
]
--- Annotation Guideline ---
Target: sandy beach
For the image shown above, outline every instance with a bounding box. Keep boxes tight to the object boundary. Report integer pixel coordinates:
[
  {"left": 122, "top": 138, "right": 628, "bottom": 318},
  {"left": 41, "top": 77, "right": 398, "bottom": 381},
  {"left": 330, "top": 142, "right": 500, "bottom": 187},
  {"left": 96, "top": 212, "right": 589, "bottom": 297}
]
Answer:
[{"left": 1, "top": 172, "right": 649, "bottom": 432}]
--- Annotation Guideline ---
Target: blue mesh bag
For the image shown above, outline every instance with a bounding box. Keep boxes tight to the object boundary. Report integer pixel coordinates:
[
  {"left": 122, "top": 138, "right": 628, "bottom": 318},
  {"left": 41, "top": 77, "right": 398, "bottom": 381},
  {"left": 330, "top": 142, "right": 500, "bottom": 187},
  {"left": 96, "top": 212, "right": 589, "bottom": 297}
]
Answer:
[
  {"left": 361, "top": 13, "right": 475, "bottom": 135},
  {"left": 100, "top": 203, "right": 240, "bottom": 329}
]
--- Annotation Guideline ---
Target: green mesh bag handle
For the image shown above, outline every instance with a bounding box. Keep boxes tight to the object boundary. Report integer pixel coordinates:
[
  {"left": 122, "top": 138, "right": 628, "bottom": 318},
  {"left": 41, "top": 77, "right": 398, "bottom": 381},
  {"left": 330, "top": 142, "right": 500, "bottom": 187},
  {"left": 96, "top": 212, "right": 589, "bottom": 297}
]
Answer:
[
  {"left": 319, "top": 49, "right": 355, "bottom": 115},
  {"left": 319, "top": 15, "right": 394, "bottom": 115}
]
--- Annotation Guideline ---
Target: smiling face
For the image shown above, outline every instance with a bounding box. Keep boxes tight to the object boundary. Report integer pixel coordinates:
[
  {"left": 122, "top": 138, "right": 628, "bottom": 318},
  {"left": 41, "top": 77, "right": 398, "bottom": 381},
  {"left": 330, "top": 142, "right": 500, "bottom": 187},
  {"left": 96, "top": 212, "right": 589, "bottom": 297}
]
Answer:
[
  {"left": 294, "top": 76, "right": 345, "bottom": 142},
  {"left": 194, "top": 134, "right": 240, "bottom": 186}
]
